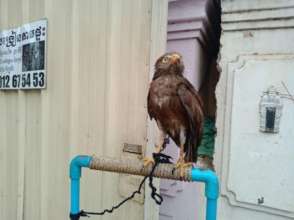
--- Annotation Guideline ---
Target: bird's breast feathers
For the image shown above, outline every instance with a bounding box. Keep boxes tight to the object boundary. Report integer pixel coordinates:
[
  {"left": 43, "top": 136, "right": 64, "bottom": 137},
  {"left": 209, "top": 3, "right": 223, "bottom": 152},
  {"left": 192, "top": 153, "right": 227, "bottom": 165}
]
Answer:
[{"left": 149, "top": 76, "right": 178, "bottom": 108}]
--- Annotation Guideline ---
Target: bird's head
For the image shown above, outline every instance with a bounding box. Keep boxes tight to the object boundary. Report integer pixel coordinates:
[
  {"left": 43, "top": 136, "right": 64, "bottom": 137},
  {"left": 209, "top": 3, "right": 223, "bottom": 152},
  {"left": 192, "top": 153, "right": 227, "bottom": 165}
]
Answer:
[{"left": 155, "top": 52, "right": 184, "bottom": 75}]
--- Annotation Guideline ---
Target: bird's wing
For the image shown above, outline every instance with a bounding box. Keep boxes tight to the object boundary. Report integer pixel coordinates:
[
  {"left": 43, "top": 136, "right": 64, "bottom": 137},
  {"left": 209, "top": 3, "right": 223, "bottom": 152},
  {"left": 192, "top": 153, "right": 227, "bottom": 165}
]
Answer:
[
  {"left": 177, "top": 83, "right": 204, "bottom": 162},
  {"left": 181, "top": 77, "right": 204, "bottom": 109}
]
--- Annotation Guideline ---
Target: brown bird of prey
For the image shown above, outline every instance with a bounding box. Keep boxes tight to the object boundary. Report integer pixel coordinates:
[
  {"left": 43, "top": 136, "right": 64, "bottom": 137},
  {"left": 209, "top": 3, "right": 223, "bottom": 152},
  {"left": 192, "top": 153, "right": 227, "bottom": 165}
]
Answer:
[{"left": 145, "top": 52, "right": 204, "bottom": 176}]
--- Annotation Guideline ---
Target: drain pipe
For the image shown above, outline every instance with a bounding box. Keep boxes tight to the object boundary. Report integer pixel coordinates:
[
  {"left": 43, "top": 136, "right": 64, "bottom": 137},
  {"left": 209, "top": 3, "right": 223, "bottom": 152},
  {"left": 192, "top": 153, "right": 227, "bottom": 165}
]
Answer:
[{"left": 69, "top": 155, "right": 219, "bottom": 220}]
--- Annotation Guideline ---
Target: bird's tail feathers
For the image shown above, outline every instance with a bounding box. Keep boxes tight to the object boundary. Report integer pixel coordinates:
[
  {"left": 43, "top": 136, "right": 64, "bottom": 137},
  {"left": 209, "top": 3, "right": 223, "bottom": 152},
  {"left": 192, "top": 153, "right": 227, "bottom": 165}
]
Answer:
[
  {"left": 184, "top": 113, "right": 200, "bottom": 163},
  {"left": 184, "top": 129, "right": 200, "bottom": 163}
]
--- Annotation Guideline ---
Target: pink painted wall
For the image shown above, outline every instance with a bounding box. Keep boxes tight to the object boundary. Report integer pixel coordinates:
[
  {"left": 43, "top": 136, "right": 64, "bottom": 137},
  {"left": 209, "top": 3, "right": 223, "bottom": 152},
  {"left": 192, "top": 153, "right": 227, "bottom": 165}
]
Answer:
[{"left": 167, "top": 38, "right": 207, "bottom": 90}]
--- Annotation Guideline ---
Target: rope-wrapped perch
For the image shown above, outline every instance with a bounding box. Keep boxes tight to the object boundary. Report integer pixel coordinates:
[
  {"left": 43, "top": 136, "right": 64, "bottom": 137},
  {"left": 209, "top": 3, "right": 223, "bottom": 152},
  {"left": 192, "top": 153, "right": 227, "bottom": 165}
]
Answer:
[
  {"left": 70, "top": 155, "right": 219, "bottom": 220},
  {"left": 89, "top": 156, "right": 192, "bottom": 181}
]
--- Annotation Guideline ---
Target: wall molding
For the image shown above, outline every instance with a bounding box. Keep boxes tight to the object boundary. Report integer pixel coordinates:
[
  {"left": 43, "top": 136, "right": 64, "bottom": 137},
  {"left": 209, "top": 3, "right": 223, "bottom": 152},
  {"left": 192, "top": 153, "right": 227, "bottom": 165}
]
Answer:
[
  {"left": 222, "top": 0, "right": 294, "bottom": 14},
  {"left": 222, "top": 2, "right": 294, "bottom": 31},
  {"left": 216, "top": 54, "right": 294, "bottom": 219}
]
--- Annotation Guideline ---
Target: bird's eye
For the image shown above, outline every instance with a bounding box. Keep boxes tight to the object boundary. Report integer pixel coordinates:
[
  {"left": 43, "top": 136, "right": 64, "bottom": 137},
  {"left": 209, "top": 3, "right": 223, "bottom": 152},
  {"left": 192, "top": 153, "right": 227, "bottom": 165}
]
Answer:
[{"left": 162, "top": 57, "right": 169, "bottom": 63}]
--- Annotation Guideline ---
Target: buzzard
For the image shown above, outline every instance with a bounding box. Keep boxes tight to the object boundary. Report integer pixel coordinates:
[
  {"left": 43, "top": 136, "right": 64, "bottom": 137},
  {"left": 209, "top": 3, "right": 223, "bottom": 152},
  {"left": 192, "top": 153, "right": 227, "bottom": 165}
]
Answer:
[{"left": 145, "top": 52, "right": 204, "bottom": 176}]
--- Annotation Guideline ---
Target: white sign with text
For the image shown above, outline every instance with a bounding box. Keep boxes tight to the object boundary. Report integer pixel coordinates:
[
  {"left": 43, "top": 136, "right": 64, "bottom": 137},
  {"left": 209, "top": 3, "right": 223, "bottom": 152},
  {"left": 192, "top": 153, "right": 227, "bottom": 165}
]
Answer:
[{"left": 0, "top": 19, "right": 47, "bottom": 90}]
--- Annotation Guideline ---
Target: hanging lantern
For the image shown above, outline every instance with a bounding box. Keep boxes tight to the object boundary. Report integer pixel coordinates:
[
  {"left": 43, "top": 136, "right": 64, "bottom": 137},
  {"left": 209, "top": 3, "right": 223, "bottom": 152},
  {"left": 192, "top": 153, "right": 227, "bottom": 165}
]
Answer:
[{"left": 259, "top": 86, "right": 283, "bottom": 133}]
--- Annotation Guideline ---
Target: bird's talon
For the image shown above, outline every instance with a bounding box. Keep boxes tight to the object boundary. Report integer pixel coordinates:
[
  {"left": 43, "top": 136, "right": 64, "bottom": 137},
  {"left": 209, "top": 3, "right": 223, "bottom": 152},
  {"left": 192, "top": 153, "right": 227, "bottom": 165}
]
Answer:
[
  {"left": 174, "top": 161, "right": 193, "bottom": 177},
  {"left": 143, "top": 157, "right": 155, "bottom": 167}
]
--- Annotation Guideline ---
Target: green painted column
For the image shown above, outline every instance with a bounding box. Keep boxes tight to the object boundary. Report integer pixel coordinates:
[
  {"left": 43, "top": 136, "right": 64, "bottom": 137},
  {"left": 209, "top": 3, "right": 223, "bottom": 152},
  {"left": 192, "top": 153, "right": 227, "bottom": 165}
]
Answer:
[{"left": 198, "top": 117, "right": 216, "bottom": 158}]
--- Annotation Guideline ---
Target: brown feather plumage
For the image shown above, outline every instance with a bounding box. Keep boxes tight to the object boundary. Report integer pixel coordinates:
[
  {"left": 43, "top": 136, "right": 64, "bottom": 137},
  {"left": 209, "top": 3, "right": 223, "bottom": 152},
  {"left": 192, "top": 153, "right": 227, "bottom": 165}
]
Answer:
[{"left": 148, "top": 52, "right": 204, "bottom": 163}]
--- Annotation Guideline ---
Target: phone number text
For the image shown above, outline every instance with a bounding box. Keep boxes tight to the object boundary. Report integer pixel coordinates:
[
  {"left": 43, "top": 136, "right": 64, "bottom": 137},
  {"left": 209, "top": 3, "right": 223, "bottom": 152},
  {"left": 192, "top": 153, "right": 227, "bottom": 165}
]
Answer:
[{"left": 0, "top": 72, "right": 45, "bottom": 89}]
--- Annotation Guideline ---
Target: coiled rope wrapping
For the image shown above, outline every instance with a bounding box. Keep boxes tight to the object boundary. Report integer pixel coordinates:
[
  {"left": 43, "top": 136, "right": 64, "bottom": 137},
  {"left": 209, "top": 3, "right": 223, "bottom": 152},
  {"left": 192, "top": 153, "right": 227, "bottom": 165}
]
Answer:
[{"left": 89, "top": 156, "right": 192, "bottom": 182}]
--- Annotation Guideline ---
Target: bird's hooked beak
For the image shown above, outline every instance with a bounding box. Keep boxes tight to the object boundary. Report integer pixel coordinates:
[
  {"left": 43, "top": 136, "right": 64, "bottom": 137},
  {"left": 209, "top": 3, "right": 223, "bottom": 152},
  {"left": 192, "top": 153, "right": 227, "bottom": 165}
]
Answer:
[{"left": 170, "top": 54, "right": 181, "bottom": 64}]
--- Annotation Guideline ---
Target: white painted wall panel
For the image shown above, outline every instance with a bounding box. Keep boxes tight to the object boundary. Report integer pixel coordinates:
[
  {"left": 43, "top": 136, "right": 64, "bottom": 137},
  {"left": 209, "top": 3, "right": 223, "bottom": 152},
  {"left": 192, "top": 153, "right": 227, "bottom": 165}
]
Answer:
[
  {"left": 228, "top": 55, "right": 294, "bottom": 213},
  {"left": 217, "top": 0, "right": 294, "bottom": 219}
]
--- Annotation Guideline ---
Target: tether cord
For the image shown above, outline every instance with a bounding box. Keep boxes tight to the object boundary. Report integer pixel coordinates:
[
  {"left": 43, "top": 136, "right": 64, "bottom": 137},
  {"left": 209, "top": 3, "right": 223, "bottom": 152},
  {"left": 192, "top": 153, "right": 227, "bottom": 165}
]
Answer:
[{"left": 74, "top": 153, "right": 172, "bottom": 218}]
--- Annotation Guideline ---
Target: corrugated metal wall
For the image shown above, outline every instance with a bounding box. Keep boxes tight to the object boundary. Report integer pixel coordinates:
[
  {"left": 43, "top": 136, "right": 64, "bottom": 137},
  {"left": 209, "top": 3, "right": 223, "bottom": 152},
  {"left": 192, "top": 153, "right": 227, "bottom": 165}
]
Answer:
[{"left": 0, "top": 0, "right": 167, "bottom": 220}]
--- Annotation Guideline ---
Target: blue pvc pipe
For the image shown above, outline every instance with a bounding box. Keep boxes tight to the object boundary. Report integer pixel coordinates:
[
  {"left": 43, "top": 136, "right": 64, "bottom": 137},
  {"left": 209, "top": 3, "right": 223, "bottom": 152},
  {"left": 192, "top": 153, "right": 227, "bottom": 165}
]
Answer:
[
  {"left": 70, "top": 155, "right": 92, "bottom": 215},
  {"left": 191, "top": 168, "right": 219, "bottom": 220},
  {"left": 69, "top": 156, "right": 219, "bottom": 220},
  {"left": 206, "top": 199, "right": 217, "bottom": 220},
  {"left": 71, "top": 179, "right": 80, "bottom": 214}
]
